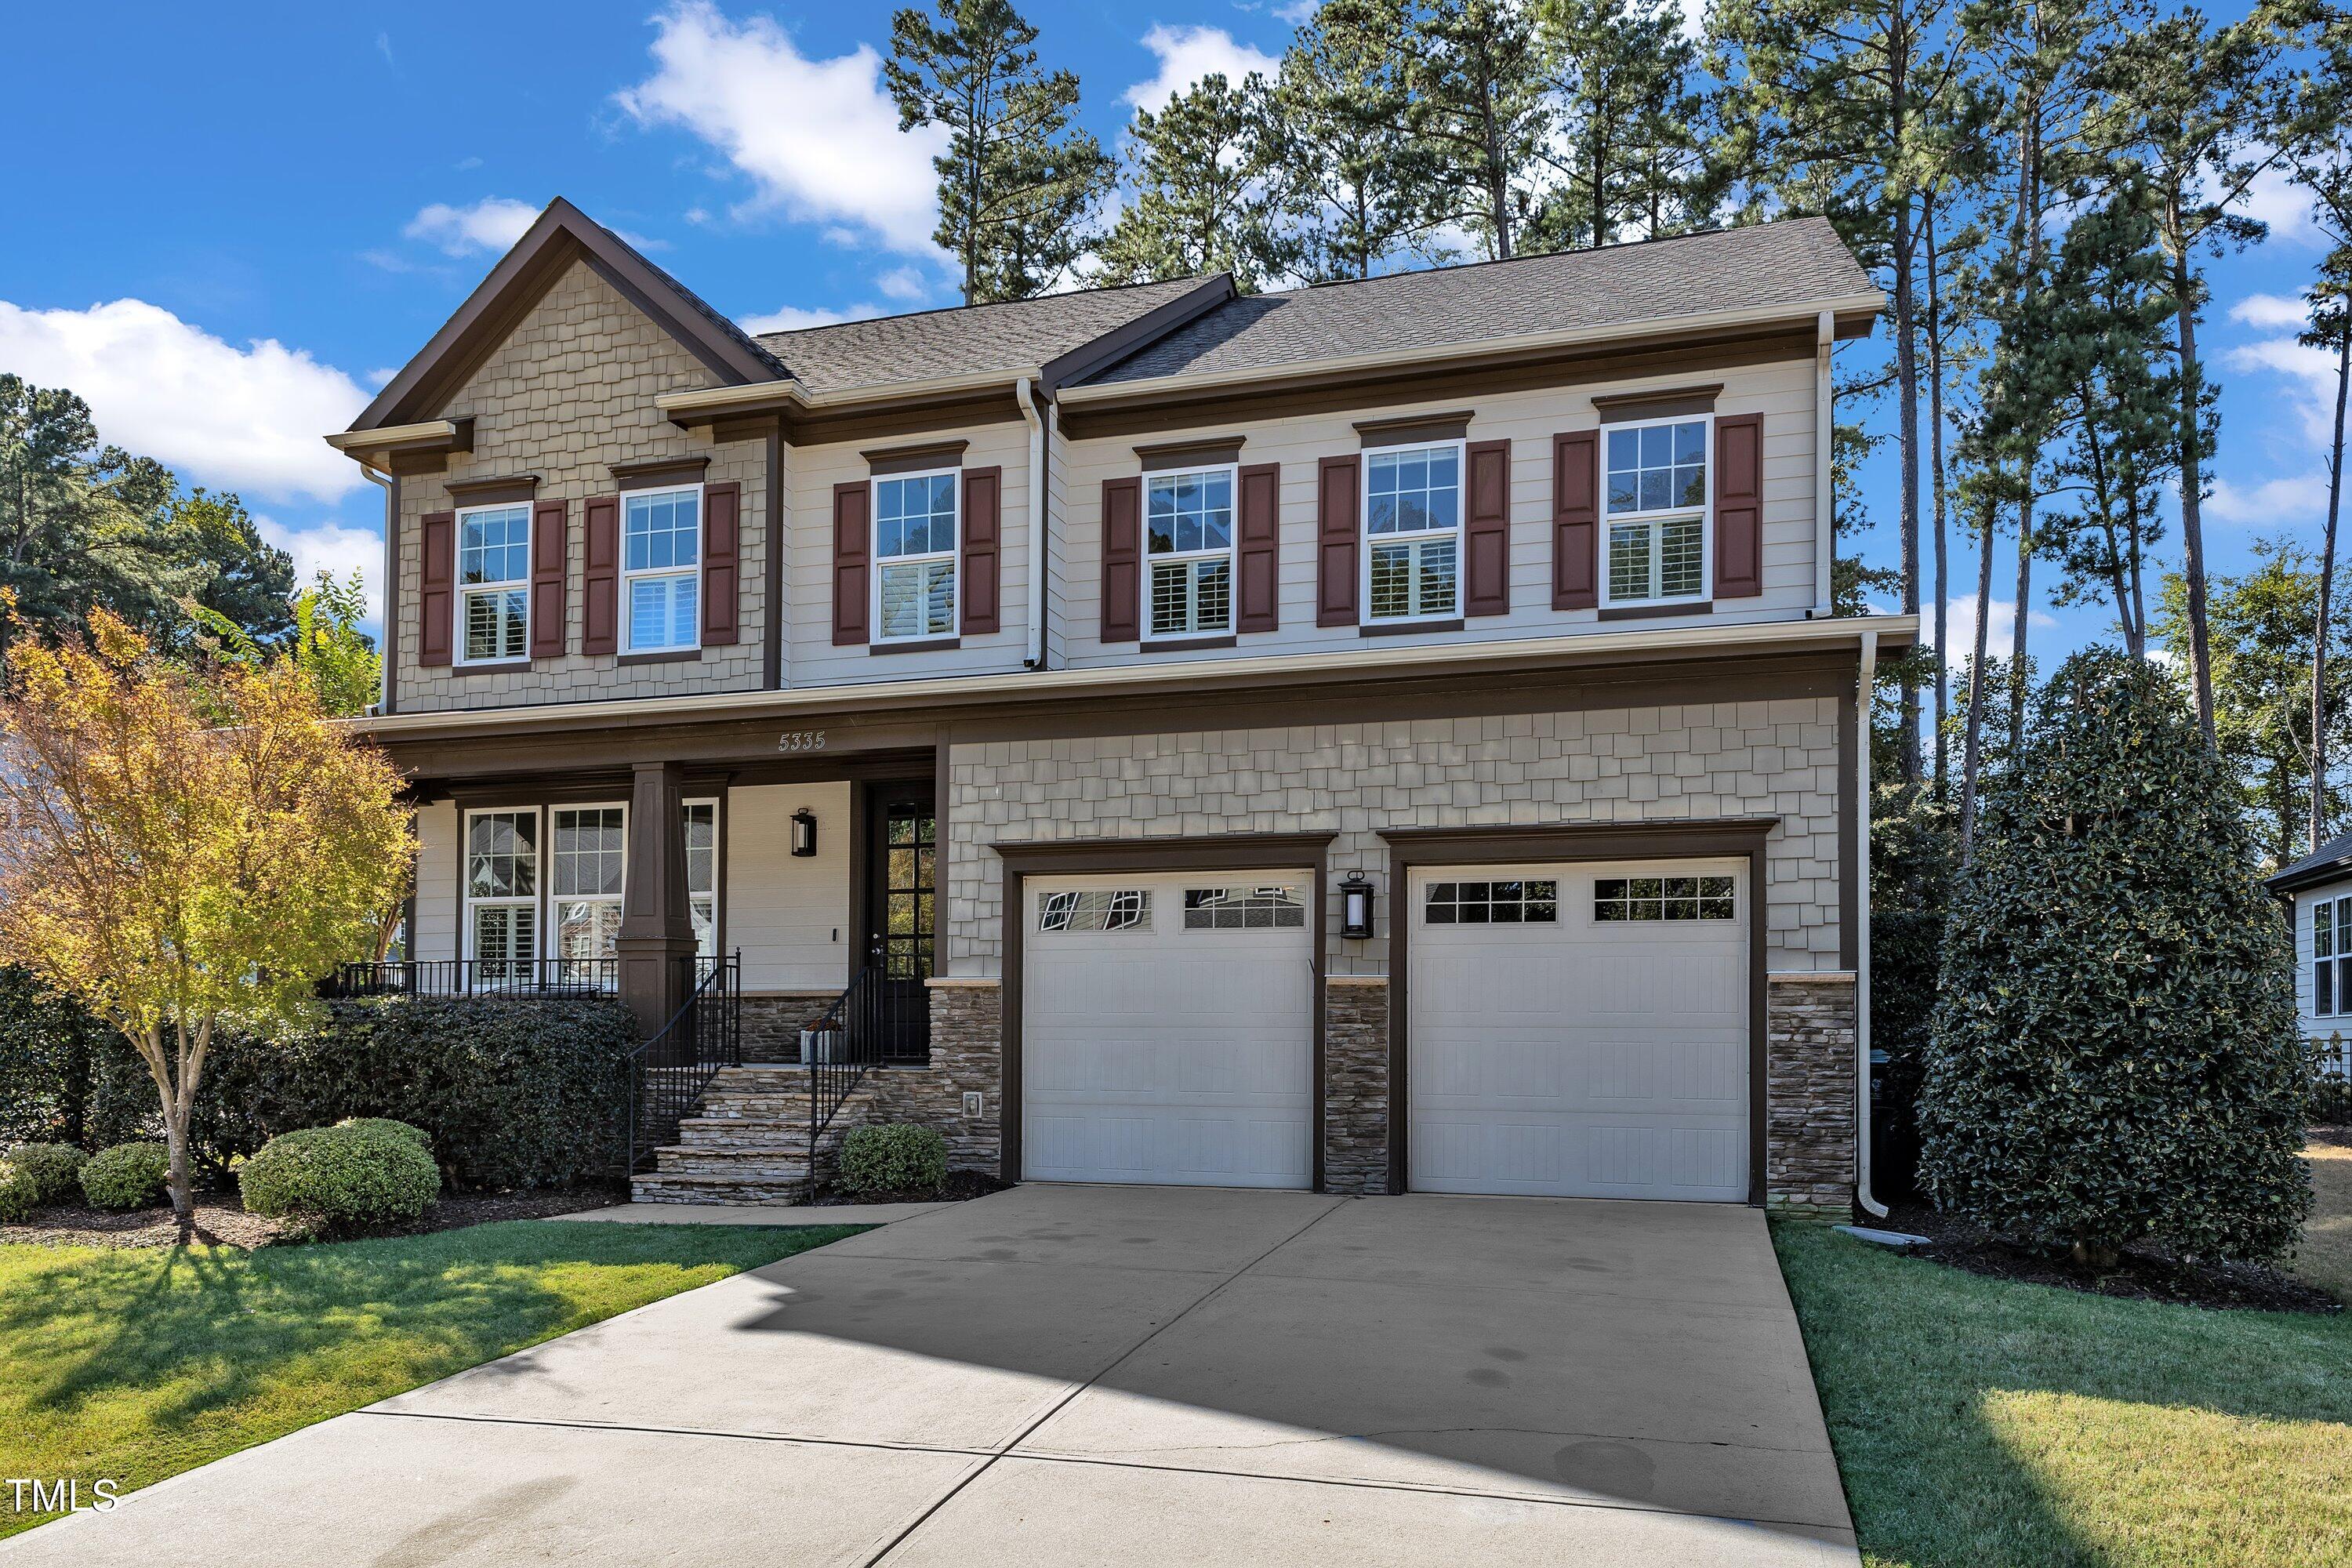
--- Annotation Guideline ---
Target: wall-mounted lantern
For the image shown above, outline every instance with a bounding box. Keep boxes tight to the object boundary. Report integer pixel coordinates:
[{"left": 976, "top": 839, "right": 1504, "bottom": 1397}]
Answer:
[
  {"left": 1338, "top": 870, "right": 1375, "bottom": 939},
  {"left": 789, "top": 808, "right": 818, "bottom": 858}
]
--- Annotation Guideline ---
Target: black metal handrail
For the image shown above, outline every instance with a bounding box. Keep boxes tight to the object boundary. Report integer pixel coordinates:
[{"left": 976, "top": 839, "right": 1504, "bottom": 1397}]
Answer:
[
  {"left": 803, "top": 955, "right": 931, "bottom": 1197},
  {"left": 622, "top": 954, "right": 742, "bottom": 1176},
  {"left": 325, "top": 958, "right": 622, "bottom": 998}
]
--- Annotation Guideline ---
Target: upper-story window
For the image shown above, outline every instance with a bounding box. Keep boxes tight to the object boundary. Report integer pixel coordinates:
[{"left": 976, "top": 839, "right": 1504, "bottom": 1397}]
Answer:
[
  {"left": 875, "top": 470, "right": 958, "bottom": 641},
  {"left": 1605, "top": 418, "right": 1709, "bottom": 605},
  {"left": 624, "top": 486, "right": 702, "bottom": 654},
  {"left": 1147, "top": 466, "right": 1234, "bottom": 638},
  {"left": 1364, "top": 441, "right": 1461, "bottom": 622},
  {"left": 459, "top": 503, "right": 532, "bottom": 662}
]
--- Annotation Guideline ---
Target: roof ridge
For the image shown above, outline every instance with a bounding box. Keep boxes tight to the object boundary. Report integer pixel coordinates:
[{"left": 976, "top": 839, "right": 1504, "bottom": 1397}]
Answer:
[
  {"left": 750, "top": 272, "right": 1218, "bottom": 344},
  {"left": 1265, "top": 214, "right": 1842, "bottom": 302}
]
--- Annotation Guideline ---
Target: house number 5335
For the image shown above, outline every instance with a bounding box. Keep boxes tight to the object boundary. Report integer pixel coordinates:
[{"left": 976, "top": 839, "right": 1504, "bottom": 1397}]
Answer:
[{"left": 777, "top": 730, "right": 828, "bottom": 753}]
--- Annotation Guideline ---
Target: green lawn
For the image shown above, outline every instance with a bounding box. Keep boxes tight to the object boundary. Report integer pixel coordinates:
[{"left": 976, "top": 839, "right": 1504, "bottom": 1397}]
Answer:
[
  {"left": 1776, "top": 1216, "right": 2352, "bottom": 1568},
  {"left": 0, "top": 1218, "right": 866, "bottom": 1539}
]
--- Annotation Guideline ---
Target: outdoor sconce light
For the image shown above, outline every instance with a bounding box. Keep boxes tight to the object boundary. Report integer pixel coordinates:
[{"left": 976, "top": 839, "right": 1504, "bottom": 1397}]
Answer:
[
  {"left": 789, "top": 808, "right": 818, "bottom": 858},
  {"left": 1339, "top": 870, "right": 1375, "bottom": 939}
]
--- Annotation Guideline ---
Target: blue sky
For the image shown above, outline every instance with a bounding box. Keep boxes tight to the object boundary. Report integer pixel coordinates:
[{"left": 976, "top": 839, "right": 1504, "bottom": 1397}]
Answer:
[{"left": 0, "top": 2, "right": 2331, "bottom": 669}]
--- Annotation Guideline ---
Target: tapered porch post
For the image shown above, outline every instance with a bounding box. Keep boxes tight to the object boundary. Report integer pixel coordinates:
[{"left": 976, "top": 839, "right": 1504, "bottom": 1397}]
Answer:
[{"left": 618, "top": 760, "right": 696, "bottom": 1036}]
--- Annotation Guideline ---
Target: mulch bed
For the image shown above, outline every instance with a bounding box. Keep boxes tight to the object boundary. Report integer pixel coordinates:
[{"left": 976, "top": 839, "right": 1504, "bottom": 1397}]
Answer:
[
  {"left": 1878, "top": 1198, "right": 2344, "bottom": 1316},
  {"left": 0, "top": 1188, "right": 619, "bottom": 1251},
  {"left": 807, "top": 1168, "right": 1011, "bottom": 1207}
]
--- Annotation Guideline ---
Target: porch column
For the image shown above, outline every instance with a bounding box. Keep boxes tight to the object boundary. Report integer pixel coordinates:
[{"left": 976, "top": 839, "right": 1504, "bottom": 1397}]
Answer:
[{"left": 617, "top": 760, "right": 696, "bottom": 1036}]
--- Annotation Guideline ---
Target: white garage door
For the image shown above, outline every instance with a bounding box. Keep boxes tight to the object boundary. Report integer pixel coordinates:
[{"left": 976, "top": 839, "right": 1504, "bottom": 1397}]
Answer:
[
  {"left": 1022, "top": 870, "right": 1314, "bottom": 1189},
  {"left": 1408, "top": 859, "right": 1749, "bottom": 1201}
]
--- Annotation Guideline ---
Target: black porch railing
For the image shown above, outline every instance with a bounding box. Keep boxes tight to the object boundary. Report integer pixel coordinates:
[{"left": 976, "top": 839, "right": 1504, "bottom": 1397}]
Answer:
[
  {"left": 324, "top": 958, "right": 622, "bottom": 998},
  {"left": 2318, "top": 1033, "right": 2352, "bottom": 1125},
  {"left": 800, "top": 960, "right": 930, "bottom": 1197},
  {"left": 622, "top": 955, "right": 743, "bottom": 1176}
]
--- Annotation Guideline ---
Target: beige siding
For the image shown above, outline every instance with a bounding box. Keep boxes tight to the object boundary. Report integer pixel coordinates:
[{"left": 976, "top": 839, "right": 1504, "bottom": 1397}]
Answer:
[
  {"left": 394, "top": 260, "right": 769, "bottom": 713},
  {"left": 728, "top": 782, "right": 855, "bottom": 991},
  {"left": 1055, "top": 357, "right": 1821, "bottom": 667},
  {"left": 412, "top": 800, "right": 459, "bottom": 962}
]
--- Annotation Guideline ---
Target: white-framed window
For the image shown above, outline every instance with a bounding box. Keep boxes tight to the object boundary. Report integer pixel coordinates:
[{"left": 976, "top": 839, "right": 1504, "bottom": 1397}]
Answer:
[
  {"left": 686, "top": 799, "right": 720, "bottom": 960},
  {"left": 463, "top": 808, "right": 539, "bottom": 975},
  {"left": 458, "top": 503, "right": 532, "bottom": 662},
  {"left": 873, "top": 470, "right": 959, "bottom": 641},
  {"left": 1595, "top": 874, "right": 1735, "bottom": 922},
  {"left": 1604, "top": 416, "right": 1711, "bottom": 605},
  {"left": 2316, "top": 895, "right": 2351, "bottom": 1015},
  {"left": 550, "top": 804, "right": 626, "bottom": 973},
  {"left": 1424, "top": 879, "right": 1559, "bottom": 925},
  {"left": 1037, "top": 887, "right": 1151, "bottom": 932},
  {"left": 1146, "top": 466, "right": 1234, "bottom": 638},
  {"left": 1363, "top": 441, "right": 1461, "bottom": 622},
  {"left": 622, "top": 485, "right": 702, "bottom": 654}
]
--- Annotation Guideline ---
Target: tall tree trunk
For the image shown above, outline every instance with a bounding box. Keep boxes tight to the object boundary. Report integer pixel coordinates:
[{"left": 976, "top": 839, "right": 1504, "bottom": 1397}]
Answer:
[
  {"left": 2316, "top": 325, "right": 2350, "bottom": 852},
  {"left": 1895, "top": 196, "right": 1923, "bottom": 786},
  {"left": 2168, "top": 209, "right": 2218, "bottom": 750},
  {"left": 2009, "top": 497, "right": 2033, "bottom": 753},
  {"left": 1927, "top": 196, "right": 1951, "bottom": 797},
  {"left": 1960, "top": 506, "right": 1998, "bottom": 863}
]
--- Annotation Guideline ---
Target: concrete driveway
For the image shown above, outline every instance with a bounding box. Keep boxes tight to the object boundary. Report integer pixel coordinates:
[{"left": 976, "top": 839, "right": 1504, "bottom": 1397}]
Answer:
[{"left": 7, "top": 1186, "right": 1856, "bottom": 1566}]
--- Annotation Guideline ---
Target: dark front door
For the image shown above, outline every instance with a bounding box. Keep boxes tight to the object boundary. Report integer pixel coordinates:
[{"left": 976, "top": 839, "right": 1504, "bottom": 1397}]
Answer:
[{"left": 862, "top": 786, "right": 935, "bottom": 1061}]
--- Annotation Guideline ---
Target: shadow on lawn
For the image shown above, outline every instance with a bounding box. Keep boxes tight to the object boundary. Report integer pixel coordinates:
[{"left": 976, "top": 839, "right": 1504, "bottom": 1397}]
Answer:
[
  {"left": 1773, "top": 1224, "right": 2352, "bottom": 1568},
  {"left": 0, "top": 1221, "right": 818, "bottom": 1436}
]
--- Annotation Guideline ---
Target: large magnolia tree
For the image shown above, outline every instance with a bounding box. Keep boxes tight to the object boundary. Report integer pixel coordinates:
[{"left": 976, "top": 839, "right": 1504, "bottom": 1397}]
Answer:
[{"left": 0, "top": 605, "right": 411, "bottom": 1234}]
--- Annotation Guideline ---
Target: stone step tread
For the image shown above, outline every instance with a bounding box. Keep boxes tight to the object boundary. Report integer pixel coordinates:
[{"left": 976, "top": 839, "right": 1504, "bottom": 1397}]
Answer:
[
  {"left": 630, "top": 1181, "right": 814, "bottom": 1204},
  {"left": 657, "top": 1143, "right": 817, "bottom": 1160}
]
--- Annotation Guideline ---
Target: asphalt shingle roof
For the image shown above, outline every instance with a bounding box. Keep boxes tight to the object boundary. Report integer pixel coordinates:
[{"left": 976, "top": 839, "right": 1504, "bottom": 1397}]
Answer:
[
  {"left": 1079, "top": 217, "right": 1875, "bottom": 387},
  {"left": 751, "top": 276, "right": 1213, "bottom": 397},
  {"left": 2270, "top": 827, "right": 2352, "bottom": 891}
]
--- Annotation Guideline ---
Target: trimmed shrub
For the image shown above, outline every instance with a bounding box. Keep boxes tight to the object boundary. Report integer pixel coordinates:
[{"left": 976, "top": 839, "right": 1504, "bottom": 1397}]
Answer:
[
  {"left": 5, "top": 1142, "right": 88, "bottom": 1205},
  {"left": 0, "top": 1163, "right": 38, "bottom": 1222},
  {"left": 0, "top": 966, "right": 146, "bottom": 1149},
  {"left": 837, "top": 1123, "right": 949, "bottom": 1196},
  {"left": 81, "top": 1142, "right": 169, "bottom": 1211},
  {"left": 1918, "top": 650, "right": 2313, "bottom": 1265},
  {"left": 239, "top": 1122, "right": 441, "bottom": 1236},
  {"left": 194, "top": 996, "right": 636, "bottom": 1191},
  {"left": 334, "top": 1117, "right": 431, "bottom": 1150}
]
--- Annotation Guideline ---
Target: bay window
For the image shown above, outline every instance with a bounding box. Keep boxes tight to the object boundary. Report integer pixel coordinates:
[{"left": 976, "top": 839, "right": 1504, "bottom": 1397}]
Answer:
[
  {"left": 1364, "top": 441, "right": 1461, "bottom": 622},
  {"left": 1146, "top": 466, "right": 1235, "bottom": 638},
  {"left": 623, "top": 486, "right": 702, "bottom": 653},
  {"left": 1604, "top": 418, "right": 1710, "bottom": 604},
  {"left": 874, "top": 470, "right": 958, "bottom": 641},
  {"left": 459, "top": 503, "right": 531, "bottom": 662}
]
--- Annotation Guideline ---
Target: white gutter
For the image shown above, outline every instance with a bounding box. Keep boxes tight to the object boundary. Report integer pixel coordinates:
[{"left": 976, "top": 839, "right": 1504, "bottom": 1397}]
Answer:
[
  {"left": 325, "top": 418, "right": 463, "bottom": 453},
  {"left": 1813, "top": 309, "right": 1836, "bottom": 616},
  {"left": 357, "top": 459, "right": 395, "bottom": 714},
  {"left": 1855, "top": 628, "right": 1887, "bottom": 1219},
  {"left": 1054, "top": 291, "right": 1888, "bottom": 406},
  {"left": 1014, "top": 379, "right": 1048, "bottom": 670},
  {"left": 350, "top": 612, "right": 1918, "bottom": 739}
]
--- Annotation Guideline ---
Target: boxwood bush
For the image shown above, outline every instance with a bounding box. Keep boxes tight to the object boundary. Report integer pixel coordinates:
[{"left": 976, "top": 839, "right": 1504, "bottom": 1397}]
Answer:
[
  {"left": 239, "top": 1121, "right": 441, "bottom": 1237},
  {"left": 80, "top": 1142, "right": 169, "bottom": 1211},
  {"left": 1918, "top": 650, "right": 2312, "bottom": 1265},
  {"left": 5, "top": 1142, "right": 87, "bottom": 1205},
  {"left": 837, "top": 1123, "right": 948, "bottom": 1196},
  {"left": 194, "top": 996, "right": 636, "bottom": 1191}
]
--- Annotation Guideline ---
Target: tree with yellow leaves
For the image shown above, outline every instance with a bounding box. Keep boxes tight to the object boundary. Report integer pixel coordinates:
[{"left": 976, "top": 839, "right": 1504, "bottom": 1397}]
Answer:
[{"left": 0, "top": 604, "right": 412, "bottom": 1236}]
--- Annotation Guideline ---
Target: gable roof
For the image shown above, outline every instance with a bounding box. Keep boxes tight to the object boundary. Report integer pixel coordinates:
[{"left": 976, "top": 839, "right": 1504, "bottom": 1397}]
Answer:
[
  {"left": 753, "top": 276, "right": 1226, "bottom": 397},
  {"left": 1076, "top": 217, "right": 1877, "bottom": 389},
  {"left": 2268, "top": 828, "right": 2352, "bottom": 895},
  {"left": 347, "top": 198, "right": 784, "bottom": 434}
]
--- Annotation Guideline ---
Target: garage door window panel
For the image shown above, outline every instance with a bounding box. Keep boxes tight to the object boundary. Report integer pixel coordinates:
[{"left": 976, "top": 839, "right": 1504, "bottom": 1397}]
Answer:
[
  {"left": 1182, "top": 885, "right": 1306, "bottom": 929},
  {"left": 1038, "top": 888, "right": 1151, "bottom": 932},
  {"left": 1595, "top": 875, "right": 1735, "bottom": 921},
  {"left": 1423, "top": 879, "right": 1559, "bottom": 925}
]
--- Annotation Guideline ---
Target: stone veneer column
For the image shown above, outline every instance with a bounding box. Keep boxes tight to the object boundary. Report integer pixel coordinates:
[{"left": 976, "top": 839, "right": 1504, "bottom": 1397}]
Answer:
[
  {"left": 863, "top": 978, "right": 1004, "bottom": 1172},
  {"left": 1323, "top": 978, "right": 1391, "bottom": 1195},
  {"left": 1764, "top": 972, "right": 1859, "bottom": 1218}
]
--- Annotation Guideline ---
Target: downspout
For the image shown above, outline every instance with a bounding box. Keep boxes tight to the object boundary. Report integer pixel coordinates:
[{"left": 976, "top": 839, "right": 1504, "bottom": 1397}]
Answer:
[
  {"left": 1813, "top": 309, "right": 1835, "bottom": 617},
  {"left": 360, "top": 459, "right": 397, "bottom": 716},
  {"left": 1014, "top": 376, "right": 1050, "bottom": 670},
  {"left": 1855, "top": 628, "right": 1886, "bottom": 1218}
]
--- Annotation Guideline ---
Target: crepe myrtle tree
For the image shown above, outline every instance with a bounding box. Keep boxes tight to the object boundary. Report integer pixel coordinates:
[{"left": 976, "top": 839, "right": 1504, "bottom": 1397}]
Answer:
[
  {"left": 1917, "top": 648, "right": 2311, "bottom": 1268},
  {"left": 0, "top": 603, "right": 412, "bottom": 1236}
]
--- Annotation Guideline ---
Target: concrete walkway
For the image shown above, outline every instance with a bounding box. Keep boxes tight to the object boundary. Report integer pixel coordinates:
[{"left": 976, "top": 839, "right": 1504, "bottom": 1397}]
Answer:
[{"left": 7, "top": 1185, "right": 1857, "bottom": 1566}]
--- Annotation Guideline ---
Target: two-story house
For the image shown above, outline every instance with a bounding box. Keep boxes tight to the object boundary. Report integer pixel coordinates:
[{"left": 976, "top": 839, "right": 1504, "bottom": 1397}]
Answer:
[{"left": 328, "top": 198, "right": 1913, "bottom": 1214}]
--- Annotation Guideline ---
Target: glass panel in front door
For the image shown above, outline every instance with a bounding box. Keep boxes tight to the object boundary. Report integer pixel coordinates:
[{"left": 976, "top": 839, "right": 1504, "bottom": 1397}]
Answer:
[{"left": 882, "top": 802, "right": 935, "bottom": 982}]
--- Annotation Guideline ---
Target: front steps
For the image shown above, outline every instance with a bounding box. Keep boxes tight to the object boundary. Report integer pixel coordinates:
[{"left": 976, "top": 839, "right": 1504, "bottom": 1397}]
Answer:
[{"left": 630, "top": 1065, "right": 877, "bottom": 1205}]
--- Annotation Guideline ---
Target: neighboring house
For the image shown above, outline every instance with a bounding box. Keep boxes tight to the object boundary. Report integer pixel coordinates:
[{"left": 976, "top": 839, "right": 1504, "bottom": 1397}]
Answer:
[
  {"left": 2267, "top": 833, "right": 2352, "bottom": 1082},
  {"left": 328, "top": 197, "right": 1914, "bottom": 1214}
]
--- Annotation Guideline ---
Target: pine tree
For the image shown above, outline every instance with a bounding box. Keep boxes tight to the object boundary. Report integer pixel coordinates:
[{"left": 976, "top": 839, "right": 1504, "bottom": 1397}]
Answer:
[
  {"left": 1526, "top": 0, "right": 1718, "bottom": 250},
  {"left": 1270, "top": 0, "right": 1432, "bottom": 282},
  {"left": 1097, "top": 73, "right": 1289, "bottom": 291},
  {"left": 885, "top": 0, "right": 1113, "bottom": 303},
  {"left": 1404, "top": 0, "right": 1549, "bottom": 260}
]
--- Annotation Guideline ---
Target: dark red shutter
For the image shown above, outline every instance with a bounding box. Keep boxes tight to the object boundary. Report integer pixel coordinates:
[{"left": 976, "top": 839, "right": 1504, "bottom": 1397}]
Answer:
[
  {"left": 419, "top": 510, "right": 456, "bottom": 667},
  {"left": 1316, "top": 455, "right": 1359, "bottom": 627},
  {"left": 528, "top": 499, "right": 567, "bottom": 659},
  {"left": 1552, "top": 432, "right": 1599, "bottom": 611},
  {"left": 1464, "top": 439, "right": 1512, "bottom": 617},
  {"left": 701, "top": 480, "right": 741, "bottom": 645},
  {"left": 1236, "top": 462, "right": 1280, "bottom": 634},
  {"left": 1101, "top": 476, "right": 1141, "bottom": 643},
  {"left": 962, "top": 466, "right": 1001, "bottom": 635},
  {"left": 583, "top": 495, "right": 619, "bottom": 655},
  {"left": 832, "top": 481, "right": 870, "bottom": 645},
  {"left": 1714, "top": 412, "right": 1764, "bottom": 599}
]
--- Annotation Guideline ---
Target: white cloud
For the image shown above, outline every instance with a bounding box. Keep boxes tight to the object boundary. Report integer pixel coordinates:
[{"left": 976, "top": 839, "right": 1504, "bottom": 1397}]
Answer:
[
  {"left": 874, "top": 265, "right": 931, "bottom": 304},
  {"left": 256, "top": 516, "right": 385, "bottom": 623},
  {"left": 2235, "top": 159, "right": 2320, "bottom": 245},
  {"left": 403, "top": 197, "right": 540, "bottom": 256},
  {"left": 0, "top": 297, "right": 368, "bottom": 503},
  {"left": 1929, "top": 593, "right": 2058, "bottom": 669},
  {"left": 2224, "top": 296, "right": 2344, "bottom": 446},
  {"left": 2231, "top": 292, "right": 2311, "bottom": 331},
  {"left": 616, "top": 1, "right": 946, "bottom": 256},
  {"left": 738, "top": 303, "right": 885, "bottom": 335},
  {"left": 1124, "top": 24, "right": 1280, "bottom": 112},
  {"left": 1274, "top": 0, "right": 1319, "bottom": 21},
  {"left": 2206, "top": 472, "right": 2331, "bottom": 525}
]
